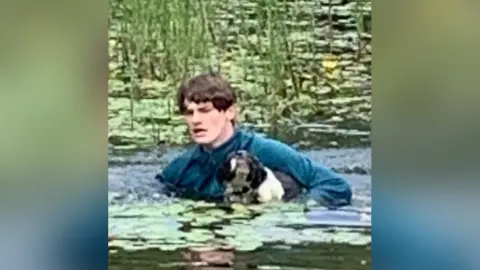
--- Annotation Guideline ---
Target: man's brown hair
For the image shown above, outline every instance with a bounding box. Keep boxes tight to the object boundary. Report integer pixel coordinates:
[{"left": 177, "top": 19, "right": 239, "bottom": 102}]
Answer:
[{"left": 177, "top": 72, "right": 237, "bottom": 114}]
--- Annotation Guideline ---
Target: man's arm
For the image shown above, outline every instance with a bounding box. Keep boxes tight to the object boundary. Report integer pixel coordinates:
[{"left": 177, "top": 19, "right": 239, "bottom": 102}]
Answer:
[
  {"left": 250, "top": 137, "right": 352, "bottom": 208},
  {"left": 155, "top": 151, "right": 190, "bottom": 196}
]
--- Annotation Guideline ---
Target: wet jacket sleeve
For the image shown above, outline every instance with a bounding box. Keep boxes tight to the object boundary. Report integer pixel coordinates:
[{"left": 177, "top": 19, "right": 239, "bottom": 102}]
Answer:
[
  {"left": 154, "top": 153, "right": 187, "bottom": 195},
  {"left": 251, "top": 138, "right": 352, "bottom": 208}
]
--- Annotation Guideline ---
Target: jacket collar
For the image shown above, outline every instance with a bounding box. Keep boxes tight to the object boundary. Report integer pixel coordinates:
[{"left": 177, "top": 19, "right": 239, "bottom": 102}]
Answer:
[{"left": 192, "top": 128, "right": 244, "bottom": 165}]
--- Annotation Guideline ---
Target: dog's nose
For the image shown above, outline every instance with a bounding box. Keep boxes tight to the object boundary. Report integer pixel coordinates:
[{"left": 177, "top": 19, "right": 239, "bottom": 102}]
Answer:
[{"left": 232, "top": 186, "right": 250, "bottom": 195}]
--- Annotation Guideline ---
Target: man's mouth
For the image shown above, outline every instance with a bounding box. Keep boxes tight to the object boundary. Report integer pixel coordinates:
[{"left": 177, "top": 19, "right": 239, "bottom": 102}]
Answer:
[{"left": 193, "top": 128, "right": 207, "bottom": 136}]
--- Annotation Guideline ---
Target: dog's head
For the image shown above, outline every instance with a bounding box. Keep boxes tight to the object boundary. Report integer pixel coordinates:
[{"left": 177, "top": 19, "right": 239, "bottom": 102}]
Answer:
[{"left": 216, "top": 150, "right": 267, "bottom": 203}]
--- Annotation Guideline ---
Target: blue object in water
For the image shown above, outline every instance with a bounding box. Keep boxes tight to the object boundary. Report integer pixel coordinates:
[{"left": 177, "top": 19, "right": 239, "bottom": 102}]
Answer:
[{"left": 305, "top": 207, "right": 371, "bottom": 228}]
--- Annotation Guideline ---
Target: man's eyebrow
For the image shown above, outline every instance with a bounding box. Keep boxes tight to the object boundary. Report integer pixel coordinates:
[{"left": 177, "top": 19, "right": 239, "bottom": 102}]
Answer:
[{"left": 185, "top": 105, "right": 212, "bottom": 112}]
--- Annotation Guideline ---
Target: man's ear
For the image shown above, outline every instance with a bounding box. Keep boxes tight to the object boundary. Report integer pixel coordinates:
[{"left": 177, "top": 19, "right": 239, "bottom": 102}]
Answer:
[{"left": 225, "top": 104, "right": 237, "bottom": 122}]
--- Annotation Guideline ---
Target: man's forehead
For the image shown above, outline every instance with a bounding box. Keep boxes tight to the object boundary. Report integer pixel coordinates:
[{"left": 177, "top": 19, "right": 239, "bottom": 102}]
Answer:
[{"left": 184, "top": 101, "right": 213, "bottom": 109}]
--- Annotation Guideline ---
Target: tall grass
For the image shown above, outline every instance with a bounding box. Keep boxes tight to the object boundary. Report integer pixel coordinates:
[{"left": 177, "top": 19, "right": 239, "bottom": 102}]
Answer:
[{"left": 109, "top": 0, "right": 372, "bottom": 136}]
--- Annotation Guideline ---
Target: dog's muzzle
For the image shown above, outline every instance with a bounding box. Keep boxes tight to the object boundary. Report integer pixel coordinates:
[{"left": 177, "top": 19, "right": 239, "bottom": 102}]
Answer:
[
  {"left": 224, "top": 157, "right": 253, "bottom": 203},
  {"left": 225, "top": 189, "right": 255, "bottom": 204},
  {"left": 228, "top": 159, "right": 251, "bottom": 191}
]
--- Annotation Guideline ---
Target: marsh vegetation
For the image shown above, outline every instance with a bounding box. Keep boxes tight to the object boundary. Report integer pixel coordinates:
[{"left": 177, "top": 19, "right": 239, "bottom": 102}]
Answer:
[{"left": 108, "top": 0, "right": 372, "bottom": 149}]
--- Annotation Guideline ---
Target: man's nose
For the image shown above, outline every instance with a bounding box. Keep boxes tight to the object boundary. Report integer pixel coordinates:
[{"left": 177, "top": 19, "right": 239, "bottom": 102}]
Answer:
[{"left": 191, "top": 111, "right": 201, "bottom": 123}]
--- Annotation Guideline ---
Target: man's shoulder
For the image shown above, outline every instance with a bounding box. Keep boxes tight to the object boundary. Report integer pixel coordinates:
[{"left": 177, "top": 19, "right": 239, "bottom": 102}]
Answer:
[
  {"left": 165, "top": 145, "right": 199, "bottom": 167},
  {"left": 246, "top": 131, "right": 296, "bottom": 152},
  {"left": 238, "top": 128, "right": 279, "bottom": 144},
  {"left": 157, "top": 145, "right": 199, "bottom": 184},
  {"left": 238, "top": 129, "right": 299, "bottom": 160}
]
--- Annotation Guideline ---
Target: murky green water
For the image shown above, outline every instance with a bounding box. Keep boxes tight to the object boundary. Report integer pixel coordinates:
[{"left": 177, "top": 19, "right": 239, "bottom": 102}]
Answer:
[{"left": 108, "top": 146, "right": 371, "bottom": 269}]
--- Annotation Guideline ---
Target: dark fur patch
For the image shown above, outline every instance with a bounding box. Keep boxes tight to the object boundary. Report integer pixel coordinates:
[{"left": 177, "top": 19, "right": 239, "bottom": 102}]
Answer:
[
  {"left": 245, "top": 154, "right": 267, "bottom": 190},
  {"left": 216, "top": 151, "right": 237, "bottom": 183},
  {"left": 272, "top": 170, "right": 303, "bottom": 202}
]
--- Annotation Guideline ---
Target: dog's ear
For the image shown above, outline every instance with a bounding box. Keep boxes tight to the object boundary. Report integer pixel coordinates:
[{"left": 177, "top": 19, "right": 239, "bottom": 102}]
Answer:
[
  {"left": 216, "top": 161, "right": 232, "bottom": 182},
  {"left": 216, "top": 153, "right": 236, "bottom": 182},
  {"left": 250, "top": 155, "right": 265, "bottom": 171},
  {"left": 249, "top": 155, "right": 267, "bottom": 189}
]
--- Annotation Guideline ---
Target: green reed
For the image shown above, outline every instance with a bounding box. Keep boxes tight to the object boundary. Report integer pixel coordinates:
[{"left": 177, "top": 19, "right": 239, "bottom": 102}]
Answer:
[
  {"left": 354, "top": 0, "right": 370, "bottom": 61},
  {"left": 109, "top": 0, "right": 372, "bottom": 144}
]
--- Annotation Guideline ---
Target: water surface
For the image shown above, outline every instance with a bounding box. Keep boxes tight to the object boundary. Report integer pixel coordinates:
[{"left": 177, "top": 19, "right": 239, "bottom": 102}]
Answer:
[{"left": 108, "top": 146, "right": 371, "bottom": 269}]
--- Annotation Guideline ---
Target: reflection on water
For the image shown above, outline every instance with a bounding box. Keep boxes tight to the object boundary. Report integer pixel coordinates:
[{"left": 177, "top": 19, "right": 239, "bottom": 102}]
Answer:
[
  {"left": 109, "top": 242, "right": 371, "bottom": 269},
  {"left": 108, "top": 147, "right": 371, "bottom": 269}
]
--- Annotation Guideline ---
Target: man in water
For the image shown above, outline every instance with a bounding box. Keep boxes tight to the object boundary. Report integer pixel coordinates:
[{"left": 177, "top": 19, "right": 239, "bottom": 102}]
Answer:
[{"left": 156, "top": 72, "right": 352, "bottom": 208}]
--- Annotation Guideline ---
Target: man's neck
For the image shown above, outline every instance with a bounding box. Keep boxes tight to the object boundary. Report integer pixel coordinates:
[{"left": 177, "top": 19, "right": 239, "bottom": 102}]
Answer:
[{"left": 204, "top": 125, "right": 236, "bottom": 151}]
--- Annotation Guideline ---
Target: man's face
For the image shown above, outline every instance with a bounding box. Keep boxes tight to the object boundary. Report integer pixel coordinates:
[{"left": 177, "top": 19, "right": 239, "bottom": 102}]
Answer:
[{"left": 183, "top": 101, "right": 236, "bottom": 147}]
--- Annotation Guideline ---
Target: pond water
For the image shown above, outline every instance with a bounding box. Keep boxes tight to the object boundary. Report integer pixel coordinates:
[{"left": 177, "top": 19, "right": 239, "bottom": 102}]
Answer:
[{"left": 108, "top": 146, "right": 371, "bottom": 269}]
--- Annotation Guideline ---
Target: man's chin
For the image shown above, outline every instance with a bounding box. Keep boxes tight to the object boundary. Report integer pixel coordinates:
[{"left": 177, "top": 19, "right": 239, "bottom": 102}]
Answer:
[{"left": 192, "top": 136, "right": 214, "bottom": 145}]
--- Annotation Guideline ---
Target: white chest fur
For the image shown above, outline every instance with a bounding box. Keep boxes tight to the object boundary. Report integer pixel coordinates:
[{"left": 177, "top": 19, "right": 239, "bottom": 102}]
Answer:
[{"left": 256, "top": 167, "right": 285, "bottom": 203}]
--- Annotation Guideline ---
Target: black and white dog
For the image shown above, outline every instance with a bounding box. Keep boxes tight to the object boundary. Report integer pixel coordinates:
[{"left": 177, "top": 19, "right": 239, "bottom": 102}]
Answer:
[{"left": 216, "top": 150, "right": 303, "bottom": 204}]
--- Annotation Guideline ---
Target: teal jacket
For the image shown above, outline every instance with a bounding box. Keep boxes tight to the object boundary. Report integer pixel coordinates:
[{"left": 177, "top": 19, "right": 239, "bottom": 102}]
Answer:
[{"left": 156, "top": 128, "right": 352, "bottom": 208}]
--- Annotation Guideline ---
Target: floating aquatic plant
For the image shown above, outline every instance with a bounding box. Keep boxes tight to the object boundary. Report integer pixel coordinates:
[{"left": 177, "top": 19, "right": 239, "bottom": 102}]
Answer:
[{"left": 109, "top": 199, "right": 371, "bottom": 252}]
